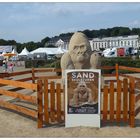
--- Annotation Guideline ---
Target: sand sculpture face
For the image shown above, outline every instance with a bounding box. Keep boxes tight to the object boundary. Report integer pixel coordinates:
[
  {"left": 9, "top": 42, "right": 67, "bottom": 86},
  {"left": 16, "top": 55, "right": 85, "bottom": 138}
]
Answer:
[
  {"left": 61, "top": 32, "right": 101, "bottom": 70},
  {"left": 77, "top": 80, "right": 87, "bottom": 94},
  {"left": 69, "top": 32, "right": 92, "bottom": 65}
]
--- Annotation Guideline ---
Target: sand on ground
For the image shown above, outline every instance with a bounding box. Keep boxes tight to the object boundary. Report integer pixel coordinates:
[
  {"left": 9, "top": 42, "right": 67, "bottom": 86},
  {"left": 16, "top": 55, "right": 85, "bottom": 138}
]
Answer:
[{"left": 0, "top": 66, "right": 140, "bottom": 137}]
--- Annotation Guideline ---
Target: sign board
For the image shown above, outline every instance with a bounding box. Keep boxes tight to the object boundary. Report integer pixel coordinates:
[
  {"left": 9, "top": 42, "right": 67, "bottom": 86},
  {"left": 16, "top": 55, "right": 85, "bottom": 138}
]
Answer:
[
  {"left": 0, "top": 46, "right": 13, "bottom": 53},
  {"left": 65, "top": 69, "right": 101, "bottom": 128}
]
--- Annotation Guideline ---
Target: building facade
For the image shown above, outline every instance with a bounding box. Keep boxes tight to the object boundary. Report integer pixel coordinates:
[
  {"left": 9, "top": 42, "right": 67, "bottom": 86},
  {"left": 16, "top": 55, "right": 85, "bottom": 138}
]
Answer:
[
  {"left": 45, "top": 38, "right": 69, "bottom": 50},
  {"left": 45, "top": 35, "right": 140, "bottom": 52},
  {"left": 55, "top": 39, "right": 69, "bottom": 50},
  {"left": 91, "top": 35, "right": 140, "bottom": 51}
]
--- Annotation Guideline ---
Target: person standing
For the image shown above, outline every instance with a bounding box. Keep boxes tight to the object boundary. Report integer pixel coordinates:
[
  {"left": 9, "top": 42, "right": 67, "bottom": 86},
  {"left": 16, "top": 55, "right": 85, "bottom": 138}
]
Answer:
[
  {"left": 2, "top": 59, "right": 8, "bottom": 72},
  {"left": 9, "top": 62, "right": 14, "bottom": 73}
]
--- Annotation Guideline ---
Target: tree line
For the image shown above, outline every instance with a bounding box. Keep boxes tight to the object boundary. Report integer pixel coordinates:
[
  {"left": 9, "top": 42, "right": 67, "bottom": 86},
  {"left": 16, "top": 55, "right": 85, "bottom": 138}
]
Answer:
[{"left": 0, "top": 26, "right": 140, "bottom": 53}]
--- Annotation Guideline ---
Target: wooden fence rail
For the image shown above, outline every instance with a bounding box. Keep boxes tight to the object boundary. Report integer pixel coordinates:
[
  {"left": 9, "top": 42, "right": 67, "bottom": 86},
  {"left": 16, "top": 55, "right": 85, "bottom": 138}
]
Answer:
[
  {"left": 102, "top": 78, "right": 135, "bottom": 127},
  {"left": 0, "top": 64, "right": 140, "bottom": 128},
  {"left": 0, "top": 78, "right": 38, "bottom": 121},
  {"left": 37, "top": 77, "right": 135, "bottom": 128}
]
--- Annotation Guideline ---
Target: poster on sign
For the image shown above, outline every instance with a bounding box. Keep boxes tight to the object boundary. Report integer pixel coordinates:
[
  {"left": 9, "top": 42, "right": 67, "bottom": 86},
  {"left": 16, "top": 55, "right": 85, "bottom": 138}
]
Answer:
[{"left": 65, "top": 69, "right": 101, "bottom": 128}]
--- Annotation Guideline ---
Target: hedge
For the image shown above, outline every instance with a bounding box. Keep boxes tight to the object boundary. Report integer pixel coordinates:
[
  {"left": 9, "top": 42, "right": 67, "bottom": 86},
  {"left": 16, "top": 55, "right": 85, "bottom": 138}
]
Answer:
[
  {"left": 25, "top": 57, "right": 140, "bottom": 74},
  {"left": 101, "top": 57, "right": 140, "bottom": 74}
]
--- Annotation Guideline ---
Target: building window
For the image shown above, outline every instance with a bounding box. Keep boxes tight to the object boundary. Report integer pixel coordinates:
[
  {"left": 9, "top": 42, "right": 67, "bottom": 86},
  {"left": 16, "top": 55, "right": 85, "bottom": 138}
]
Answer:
[
  {"left": 121, "top": 41, "right": 123, "bottom": 46},
  {"left": 124, "top": 41, "right": 126, "bottom": 46},
  {"left": 118, "top": 40, "right": 120, "bottom": 46},
  {"left": 132, "top": 40, "right": 133, "bottom": 46},
  {"left": 136, "top": 41, "right": 138, "bottom": 47},
  {"left": 128, "top": 41, "right": 130, "bottom": 45},
  {"left": 114, "top": 41, "right": 116, "bottom": 46}
]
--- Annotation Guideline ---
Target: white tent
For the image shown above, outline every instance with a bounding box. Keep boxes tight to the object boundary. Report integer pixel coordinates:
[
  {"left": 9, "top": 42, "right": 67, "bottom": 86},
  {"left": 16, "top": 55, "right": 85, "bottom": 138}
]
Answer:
[
  {"left": 30, "top": 47, "right": 67, "bottom": 55},
  {"left": 56, "top": 47, "right": 67, "bottom": 54},
  {"left": 2, "top": 51, "right": 6, "bottom": 56},
  {"left": 11, "top": 48, "right": 18, "bottom": 55},
  {"left": 9, "top": 48, "right": 19, "bottom": 61},
  {"left": 19, "top": 47, "right": 30, "bottom": 56}
]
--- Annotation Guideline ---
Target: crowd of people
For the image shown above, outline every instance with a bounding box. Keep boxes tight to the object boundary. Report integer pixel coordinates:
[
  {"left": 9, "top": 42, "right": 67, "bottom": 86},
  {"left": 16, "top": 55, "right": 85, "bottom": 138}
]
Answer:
[{"left": 2, "top": 59, "right": 14, "bottom": 73}]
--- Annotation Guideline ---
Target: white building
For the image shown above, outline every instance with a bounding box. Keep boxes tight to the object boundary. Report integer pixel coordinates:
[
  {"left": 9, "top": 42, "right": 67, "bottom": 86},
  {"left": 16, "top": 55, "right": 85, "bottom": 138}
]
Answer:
[
  {"left": 46, "top": 37, "right": 70, "bottom": 50},
  {"left": 55, "top": 39, "right": 69, "bottom": 50},
  {"left": 91, "top": 35, "right": 140, "bottom": 51}
]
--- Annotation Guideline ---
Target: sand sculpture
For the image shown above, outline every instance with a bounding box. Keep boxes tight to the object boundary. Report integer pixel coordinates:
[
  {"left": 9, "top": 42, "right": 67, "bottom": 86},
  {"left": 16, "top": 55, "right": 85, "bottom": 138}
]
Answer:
[
  {"left": 69, "top": 80, "right": 94, "bottom": 107},
  {"left": 61, "top": 32, "right": 101, "bottom": 70}
]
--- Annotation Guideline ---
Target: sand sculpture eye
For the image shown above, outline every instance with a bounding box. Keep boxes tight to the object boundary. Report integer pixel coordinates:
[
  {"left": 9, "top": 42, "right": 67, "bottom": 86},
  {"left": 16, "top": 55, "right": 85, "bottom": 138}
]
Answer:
[{"left": 73, "top": 45, "right": 79, "bottom": 50}]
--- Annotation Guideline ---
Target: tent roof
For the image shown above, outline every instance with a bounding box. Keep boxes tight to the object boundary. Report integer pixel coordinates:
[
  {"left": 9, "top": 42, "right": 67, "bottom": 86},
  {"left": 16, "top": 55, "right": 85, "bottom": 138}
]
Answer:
[
  {"left": 19, "top": 47, "right": 30, "bottom": 55},
  {"left": 11, "top": 49, "right": 17, "bottom": 54},
  {"left": 11, "top": 48, "right": 18, "bottom": 55},
  {"left": 30, "top": 47, "right": 67, "bottom": 55}
]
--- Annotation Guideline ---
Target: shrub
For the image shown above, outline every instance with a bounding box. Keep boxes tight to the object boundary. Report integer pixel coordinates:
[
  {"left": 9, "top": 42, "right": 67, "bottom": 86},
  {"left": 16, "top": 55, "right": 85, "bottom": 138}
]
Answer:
[{"left": 101, "top": 57, "right": 140, "bottom": 74}]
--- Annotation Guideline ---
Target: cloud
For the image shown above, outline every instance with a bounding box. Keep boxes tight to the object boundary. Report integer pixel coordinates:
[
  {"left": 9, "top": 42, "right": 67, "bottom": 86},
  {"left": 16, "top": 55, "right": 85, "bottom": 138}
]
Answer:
[
  {"left": 128, "top": 19, "right": 140, "bottom": 27},
  {"left": 1, "top": 3, "right": 140, "bottom": 42},
  {"left": 1, "top": 3, "right": 140, "bottom": 22}
]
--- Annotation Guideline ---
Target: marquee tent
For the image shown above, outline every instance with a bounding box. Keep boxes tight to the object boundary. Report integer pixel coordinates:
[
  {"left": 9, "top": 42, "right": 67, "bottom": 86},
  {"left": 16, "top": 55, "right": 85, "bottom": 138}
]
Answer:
[
  {"left": 30, "top": 47, "right": 67, "bottom": 55},
  {"left": 11, "top": 48, "right": 18, "bottom": 55},
  {"left": 19, "top": 47, "right": 30, "bottom": 56},
  {"left": 9, "top": 48, "right": 19, "bottom": 60}
]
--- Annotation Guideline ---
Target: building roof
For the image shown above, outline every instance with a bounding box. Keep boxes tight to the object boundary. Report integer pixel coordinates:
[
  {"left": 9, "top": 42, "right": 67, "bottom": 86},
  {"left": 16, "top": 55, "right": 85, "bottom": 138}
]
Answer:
[{"left": 92, "top": 35, "right": 139, "bottom": 41}]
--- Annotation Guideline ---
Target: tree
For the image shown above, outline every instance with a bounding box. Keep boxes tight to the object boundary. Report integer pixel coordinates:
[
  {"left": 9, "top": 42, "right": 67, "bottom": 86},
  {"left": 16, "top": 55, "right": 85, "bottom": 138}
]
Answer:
[
  {"left": 131, "top": 28, "right": 140, "bottom": 36},
  {"left": 41, "top": 37, "right": 50, "bottom": 46},
  {"left": 118, "top": 27, "right": 131, "bottom": 36},
  {"left": 0, "top": 39, "right": 7, "bottom": 45}
]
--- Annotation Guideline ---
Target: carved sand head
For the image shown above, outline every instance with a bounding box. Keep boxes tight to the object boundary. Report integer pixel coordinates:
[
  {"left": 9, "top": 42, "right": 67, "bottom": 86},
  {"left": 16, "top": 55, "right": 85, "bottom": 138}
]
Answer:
[
  {"left": 77, "top": 80, "right": 87, "bottom": 93},
  {"left": 69, "top": 32, "right": 92, "bottom": 63}
]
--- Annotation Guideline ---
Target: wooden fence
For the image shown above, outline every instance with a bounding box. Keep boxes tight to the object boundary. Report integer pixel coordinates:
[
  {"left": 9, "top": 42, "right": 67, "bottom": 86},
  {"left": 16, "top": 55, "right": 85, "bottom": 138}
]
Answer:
[
  {"left": 36, "top": 77, "right": 135, "bottom": 128},
  {"left": 37, "top": 79, "right": 64, "bottom": 128},
  {"left": 102, "top": 78, "right": 135, "bottom": 127},
  {"left": 0, "top": 78, "right": 38, "bottom": 119},
  {"left": 0, "top": 65, "right": 140, "bottom": 128}
]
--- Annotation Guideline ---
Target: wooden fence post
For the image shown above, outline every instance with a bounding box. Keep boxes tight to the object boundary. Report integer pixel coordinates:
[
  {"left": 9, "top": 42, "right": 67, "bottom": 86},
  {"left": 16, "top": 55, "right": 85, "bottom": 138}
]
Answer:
[
  {"left": 123, "top": 78, "right": 128, "bottom": 122},
  {"left": 32, "top": 67, "right": 35, "bottom": 84},
  {"left": 44, "top": 79, "right": 49, "bottom": 124},
  {"left": 56, "top": 83, "right": 62, "bottom": 122},
  {"left": 129, "top": 77, "right": 135, "bottom": 127},
  {"left": 50, "top": 81, "right": 55, "bottom": 122},
  {"left": 110, "top": 81, "right": 114, "bottom": 122},
  {"left": 103, "top": 85, "right": 108, "bottom": 124},
  {"left": 116, "top": 80, "right": 121, "bottom": 122},
  {"left": 37, "top": 79, "right": 43, "bottom": 128},
  {"left": 115, "top": 63, "right": 119, "bottom": 81}
]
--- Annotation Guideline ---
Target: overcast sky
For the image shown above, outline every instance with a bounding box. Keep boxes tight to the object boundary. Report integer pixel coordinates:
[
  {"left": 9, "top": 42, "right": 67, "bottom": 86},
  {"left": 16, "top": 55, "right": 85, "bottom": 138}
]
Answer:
[{"left": 0, "top": 2, "right": 140, "bottom": 43}]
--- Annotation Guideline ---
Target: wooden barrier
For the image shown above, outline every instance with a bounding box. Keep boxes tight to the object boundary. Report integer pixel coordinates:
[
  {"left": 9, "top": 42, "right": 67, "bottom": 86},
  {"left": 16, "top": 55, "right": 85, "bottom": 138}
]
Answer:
[
  {"left": 36, "top": 77, "right": 135, "bottom": 128},
  {"left": 102, "top": 78, "right": 135, "bottom": 127},
  {"left": 0, "top": 65, "right": 140, "bottom": 128},
  {"left": 0, "top": 77, "right": 38, "bottom": 126},
  {"left": 36, "top": 79, "right": 64, "bottom": 128}
]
